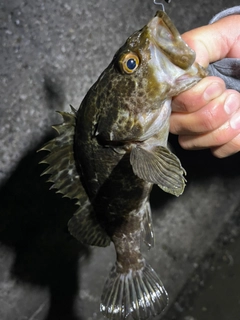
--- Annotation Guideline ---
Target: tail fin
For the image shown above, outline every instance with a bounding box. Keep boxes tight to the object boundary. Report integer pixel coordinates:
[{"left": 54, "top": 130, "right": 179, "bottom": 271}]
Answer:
[{"left": 100, "top": 262, "right": 168, "bottom": 320}]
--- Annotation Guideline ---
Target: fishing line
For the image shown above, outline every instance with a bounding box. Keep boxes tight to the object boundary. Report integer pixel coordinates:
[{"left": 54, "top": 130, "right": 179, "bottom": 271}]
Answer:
[{"left": 153, "top": 0, "right": 171, "bottom": 11}]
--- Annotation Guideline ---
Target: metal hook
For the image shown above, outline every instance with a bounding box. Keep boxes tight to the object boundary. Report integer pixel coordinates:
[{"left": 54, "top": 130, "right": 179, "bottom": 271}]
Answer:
[{"left": 153, "top": 0, "right": 165, "bottom": 11}]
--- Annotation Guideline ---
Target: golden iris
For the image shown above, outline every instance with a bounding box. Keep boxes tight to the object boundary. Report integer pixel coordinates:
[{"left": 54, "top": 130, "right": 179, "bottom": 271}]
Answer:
[{"left": 119, "top": 52, "right": 140, "bottom": 74}]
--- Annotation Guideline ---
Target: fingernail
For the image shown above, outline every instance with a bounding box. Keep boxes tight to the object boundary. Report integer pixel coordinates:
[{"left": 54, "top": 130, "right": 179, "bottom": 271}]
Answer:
[
  {"left": 224, "top": 94, "right": 240, "bottom": 115},
  {"left": 203, "top": 82, "right": 223, "bottom": 101},
  {"left": 230, "top": 110, "right": 240, "bottom": 130}
]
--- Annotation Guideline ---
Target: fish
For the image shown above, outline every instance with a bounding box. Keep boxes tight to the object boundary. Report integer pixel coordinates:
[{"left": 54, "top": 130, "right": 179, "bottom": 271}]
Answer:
[{"left": 39, "top": 10, "right": 207, "bottom": 320}]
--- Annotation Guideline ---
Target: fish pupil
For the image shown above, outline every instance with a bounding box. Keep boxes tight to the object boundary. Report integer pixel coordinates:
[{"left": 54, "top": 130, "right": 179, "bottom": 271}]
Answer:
[{"left": 127, "top": 58, "right": 136, "bottom": 70}]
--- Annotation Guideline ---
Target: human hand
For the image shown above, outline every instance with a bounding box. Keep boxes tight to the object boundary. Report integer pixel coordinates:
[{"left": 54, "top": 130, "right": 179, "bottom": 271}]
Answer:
[{"left": 170, "top": 14, "right": 240, "bottom": 158}]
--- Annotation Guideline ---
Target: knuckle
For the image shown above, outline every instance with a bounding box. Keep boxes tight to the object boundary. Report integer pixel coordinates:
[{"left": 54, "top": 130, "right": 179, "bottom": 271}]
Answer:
[
  {"left": 201, "top": 107, "right": 217, "bottom": 131},
  {"left": 171, "top": 98, "right": 189, "bottom": 112},
  {"left": 213, "top": 130, "right": 227, "bottom": 146},
  {"left": 212, "top": 135, "right": 240, "bottom": 158},
  {"left": 212, "top": 122, "right": 235, "bottom": 146},
  {"left": 230, "top": 135, "right": 240, "bottom": 152},
  {"left": 178, "top": 135, "right": 198, "bottom": 150}
]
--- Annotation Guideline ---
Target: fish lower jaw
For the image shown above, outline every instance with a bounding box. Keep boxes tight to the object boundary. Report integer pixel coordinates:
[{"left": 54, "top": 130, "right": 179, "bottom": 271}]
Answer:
[
  {"left": 175, "top": 62, "right": 208, "bottom": 92},
  {"left": 173, "top": 75, "right": 202, "bottom": 95},
  {"left": 173, "top": 63, "right": 207, "bottom": 94}
]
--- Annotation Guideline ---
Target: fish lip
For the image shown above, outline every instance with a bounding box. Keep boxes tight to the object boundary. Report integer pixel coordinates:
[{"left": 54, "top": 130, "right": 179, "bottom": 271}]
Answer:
[
  {"left": 175, "top": 63, "right": 208, "bottom": 91},
  {"left": 174, "top": 75, "right": 202, "bottom": 93},
  {"left": 175, "top": 74, "right": 201, "bottom": 84},
  {"left": 147, "top": 11, "right": 196, "bottom": 70}
]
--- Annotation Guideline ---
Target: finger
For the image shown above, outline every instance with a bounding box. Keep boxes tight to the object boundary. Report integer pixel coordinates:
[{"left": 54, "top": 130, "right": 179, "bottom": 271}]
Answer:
[
  {"left": 211, "top": 133, "right": 240, "bottom": 158},
  {"left": 178, "top": 108, "right": 240, "bottom": 149},
  {"left": 181, "top": 15, "right": 240, "bottom": 67},
  {"left": 172, "top": 76, "right": 225, "bottom": 113},
  {"left": 170, "top": 90, "right": 240, "bottom": 135}
]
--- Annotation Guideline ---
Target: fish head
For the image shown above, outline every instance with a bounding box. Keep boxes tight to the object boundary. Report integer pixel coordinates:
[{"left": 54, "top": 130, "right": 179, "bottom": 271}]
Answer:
[
  {"left": 83, "top": 11, "right": 208, "bottom": 143},
  {"left": 108, "top": 10, "right": 207, "bottom": 110}
]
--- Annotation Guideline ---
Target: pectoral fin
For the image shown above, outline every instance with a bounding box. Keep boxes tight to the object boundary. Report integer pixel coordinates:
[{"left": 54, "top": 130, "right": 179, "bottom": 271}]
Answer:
[{"left": 130, "top": 146, "right": 186, "bottom": 197}]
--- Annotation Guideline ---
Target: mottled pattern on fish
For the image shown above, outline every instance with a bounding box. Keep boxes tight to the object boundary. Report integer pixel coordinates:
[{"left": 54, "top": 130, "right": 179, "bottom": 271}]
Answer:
[{"left": 40, "top": 10, "right": 207, "bottom": 320}]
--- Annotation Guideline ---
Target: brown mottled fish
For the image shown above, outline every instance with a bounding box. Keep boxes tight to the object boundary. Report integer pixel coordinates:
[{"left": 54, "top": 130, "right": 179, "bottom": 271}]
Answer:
[{"left": 40, "top": 11, "right": 207, "bottom": 320}]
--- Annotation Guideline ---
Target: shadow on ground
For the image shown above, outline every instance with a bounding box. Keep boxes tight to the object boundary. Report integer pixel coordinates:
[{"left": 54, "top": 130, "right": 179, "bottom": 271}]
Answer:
[
  {"left": 162, "top": 205, "right": 240, "bottom": 320},
  {"left": 0, "top": 138, "right": 90, "bottom": 320},
  {"left": 1, "top": 133, "right": 240, "bottom": 320}
]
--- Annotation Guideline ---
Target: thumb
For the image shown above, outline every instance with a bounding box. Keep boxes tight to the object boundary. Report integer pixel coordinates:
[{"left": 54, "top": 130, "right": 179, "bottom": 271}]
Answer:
[{"left": 181, "top": 15, "right": 240, "bottom": 67}]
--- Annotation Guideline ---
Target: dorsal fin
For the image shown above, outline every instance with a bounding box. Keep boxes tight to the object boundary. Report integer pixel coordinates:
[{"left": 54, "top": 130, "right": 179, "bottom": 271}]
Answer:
[
  {"left": 38, "top": 107, "right": 88, "bottom": 205},
  {"left": 39, "top": 107, "right": 111, "bottom": 247}
]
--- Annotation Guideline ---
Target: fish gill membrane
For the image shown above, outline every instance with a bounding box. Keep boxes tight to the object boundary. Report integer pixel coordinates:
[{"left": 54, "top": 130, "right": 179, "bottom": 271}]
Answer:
[{"left": 39, "top": 10, "right": 207, "bottom": 320}]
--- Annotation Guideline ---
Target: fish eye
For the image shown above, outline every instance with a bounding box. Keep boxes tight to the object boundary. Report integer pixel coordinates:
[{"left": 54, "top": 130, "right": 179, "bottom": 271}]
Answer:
[{"left": 119, "top": 52, "right": 140, "bottom": 74}]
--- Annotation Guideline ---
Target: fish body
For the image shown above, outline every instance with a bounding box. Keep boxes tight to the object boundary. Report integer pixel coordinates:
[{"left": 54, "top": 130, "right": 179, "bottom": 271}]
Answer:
[{"left": 40, "top": 11, "right": 207, "bottom": 320}]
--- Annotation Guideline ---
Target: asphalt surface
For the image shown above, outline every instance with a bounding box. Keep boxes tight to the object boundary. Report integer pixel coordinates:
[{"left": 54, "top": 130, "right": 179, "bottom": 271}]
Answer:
[{"left": 0, "top": 1, "right": 240, "bottom": 319}]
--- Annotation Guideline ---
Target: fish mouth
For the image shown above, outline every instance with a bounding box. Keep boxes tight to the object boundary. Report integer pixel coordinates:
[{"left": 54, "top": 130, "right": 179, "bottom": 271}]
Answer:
[
  {"left": 173, "top": 75, "right": 201, "bottom": 95},
  {"left": 147, "top": 10, "right": 196, "bottom": 70},
  {"left": 145, "top": 11, "right": 207, "bottom": 96},
  {"left": 147, "top": 42, "right": 204, "bottom": 98},
  {"left": 171, "top": 62, "right": 208, "bottom": 95},
  {"left": 175, "top": 62, "right": 208, "bottom": 88}
]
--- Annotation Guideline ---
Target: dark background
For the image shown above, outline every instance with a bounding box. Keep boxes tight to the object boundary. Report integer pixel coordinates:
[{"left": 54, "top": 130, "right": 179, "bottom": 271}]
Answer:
[{"left": 0, "top": 1, "right": 240, "bottom": 319}]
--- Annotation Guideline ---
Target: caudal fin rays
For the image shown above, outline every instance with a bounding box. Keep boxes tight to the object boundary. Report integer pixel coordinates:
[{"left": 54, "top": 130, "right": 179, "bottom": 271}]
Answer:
[{"left": 100, "top": 262, "right": 168, "bottom": 320}]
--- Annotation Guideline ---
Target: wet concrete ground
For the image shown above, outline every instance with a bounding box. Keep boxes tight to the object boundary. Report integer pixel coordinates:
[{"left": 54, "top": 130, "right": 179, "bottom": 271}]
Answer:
[
  {"left": 1, "top": 1, "right": 240, "bottom": 320},
  {"left": 163, "top": 206, "right": 240, "bottom": 320}
]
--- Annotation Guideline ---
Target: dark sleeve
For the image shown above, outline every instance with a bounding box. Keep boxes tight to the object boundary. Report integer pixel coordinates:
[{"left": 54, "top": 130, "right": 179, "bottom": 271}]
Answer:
[{"left": 207, "top": 6, "right": 240, "bottom": 92}]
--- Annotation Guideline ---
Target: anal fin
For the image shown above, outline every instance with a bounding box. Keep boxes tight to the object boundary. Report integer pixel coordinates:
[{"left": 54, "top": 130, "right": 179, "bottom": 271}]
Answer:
[
  {"left": 141, "top": 201, "right": 154, "bottom": 249},
  {"left": 130, "top": 145, "right": 186, "bottom": 197},
  {"left": 68, "top": 202, "right": 111, "bottom": 247}
]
